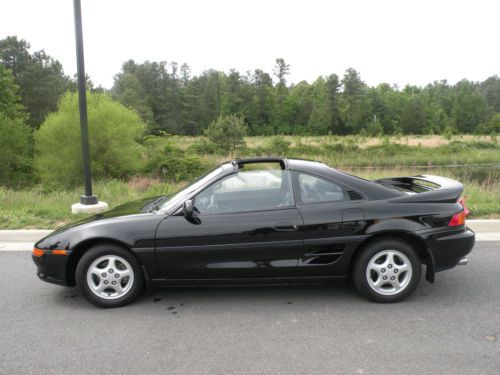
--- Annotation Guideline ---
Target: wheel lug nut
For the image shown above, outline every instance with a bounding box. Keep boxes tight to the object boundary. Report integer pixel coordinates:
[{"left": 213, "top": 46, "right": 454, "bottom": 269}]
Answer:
[
  {"left": 104, "top": 280, "right": 108, "bottom": 285},
  {"left": 388, "top": 264, "right": 392, "bottom": 269},
  {"left": 115, "top": 274, "right": 119, "bottom": 278},
  {"left": 390, "top": 276, "right": 395, "bottom": 280},
  {"left": 108, "top": 269, "right": 113, "bottom": 273},
  {"left": 112, "top": 281, "right": 116, "bottom": 285},
  {"left": 394, "top": 269, "right": 398, "bottom": 273},
  {"left": 383, "top": 276, "right": 387, "bottom": 280},
  {"left": 102, "top": 273, "right": 106, "bottom": 277},
  {"left": 381, "top": 268, "right": 386, "bottom": 273}
]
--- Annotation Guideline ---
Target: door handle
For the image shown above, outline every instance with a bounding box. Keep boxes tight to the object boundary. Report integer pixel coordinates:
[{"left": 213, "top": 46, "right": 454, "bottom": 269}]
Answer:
[{"left": 275, "top": 222, "right": 299, "bottom": 231}]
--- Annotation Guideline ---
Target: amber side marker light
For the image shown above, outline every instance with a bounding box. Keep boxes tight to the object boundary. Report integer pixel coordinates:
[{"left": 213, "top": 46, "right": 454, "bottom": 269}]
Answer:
[
  {"left": 32, "top": 248, "right": 68, "bottom": 256},
  {"left": 52, "top": 249, "right": 68, "bottom": 255},
  {"left": 32, "top": 248, "right": 44, "bottom": 257}
]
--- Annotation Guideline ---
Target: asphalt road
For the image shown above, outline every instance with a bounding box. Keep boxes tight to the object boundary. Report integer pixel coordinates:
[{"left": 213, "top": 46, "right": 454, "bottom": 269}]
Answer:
[{"left": 0, "top": 243, "right": 499, "bottom": 375}]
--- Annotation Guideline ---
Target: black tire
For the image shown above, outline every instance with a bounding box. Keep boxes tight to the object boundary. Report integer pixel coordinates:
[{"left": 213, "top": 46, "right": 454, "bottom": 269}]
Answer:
[
  {"left": 76, "top": 243, "right": 144, "bottom": 308},
  {"left": 353, "top": 238, "right": 422, "bottom": 303}
]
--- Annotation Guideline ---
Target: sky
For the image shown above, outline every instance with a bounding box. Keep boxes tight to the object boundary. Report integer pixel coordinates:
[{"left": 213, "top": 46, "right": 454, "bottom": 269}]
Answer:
[{"left": 1, "top": 0, "right": 498, "bottom": 89}]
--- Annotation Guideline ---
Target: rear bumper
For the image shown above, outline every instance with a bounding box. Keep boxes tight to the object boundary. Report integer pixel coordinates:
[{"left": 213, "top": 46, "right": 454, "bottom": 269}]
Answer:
[
  {"left": 419, "top": 226, "right": 475, "bottom": 271},
  {"left": 32, "top": 253, "right": 70, "bottom": 286}
]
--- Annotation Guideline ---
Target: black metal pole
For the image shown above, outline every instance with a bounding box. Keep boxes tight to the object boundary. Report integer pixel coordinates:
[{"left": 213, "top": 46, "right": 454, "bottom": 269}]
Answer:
[{"left": 73, "top": 0, "right": 97, "bottom": 205}]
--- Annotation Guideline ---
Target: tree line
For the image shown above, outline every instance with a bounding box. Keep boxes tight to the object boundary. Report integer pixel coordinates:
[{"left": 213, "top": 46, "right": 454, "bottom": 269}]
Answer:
[
  {"left": 1, "top": 35, "right": 499, "bottom": 137},
  {"left": 112, "top": 59, "right": 500, "bottom": 136}
]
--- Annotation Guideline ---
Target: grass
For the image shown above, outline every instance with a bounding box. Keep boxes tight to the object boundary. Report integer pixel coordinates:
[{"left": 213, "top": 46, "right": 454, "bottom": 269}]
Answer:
[
  {"left": 1, "top": 134, "right": 499, "bottom": 229},
  {"left": 0, "top": 179, "right": 182, "bottom": 229}
]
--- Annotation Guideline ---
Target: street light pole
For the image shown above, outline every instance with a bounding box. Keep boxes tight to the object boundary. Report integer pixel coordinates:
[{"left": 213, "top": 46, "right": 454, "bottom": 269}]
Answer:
[{"left": 73, "top": 0, "right": 97, "bottom": 205}]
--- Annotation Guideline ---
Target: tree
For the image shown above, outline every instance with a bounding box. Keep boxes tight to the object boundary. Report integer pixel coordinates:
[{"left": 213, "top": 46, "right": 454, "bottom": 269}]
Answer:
[
  {"left": 221, "top": 69, "right": 246, "bottom": 116},
  {"left": 476, "top": 113, "right": 500, "bottom": 134},
  {"left": 205, "top": 114, "right": 247, "bottom": 152},
  {"left": 325, "top": 74, "right": 344, "bottom": 134},
  {"left": 0, "top": 36, "right": 69, "bottom": 128},
  {"left": 480, "top": 76, "right": 500, "bottom": 113},
  {"left": 401, "top": 96, "right": 426, "bottom": 134},
  {"left": 248, "top": 69, "right": 274, "bottom": 134},
  {"left": 112, "top": 72, "right": 154, "bottom": 125},
  {"left": 35, "top": 92, "right": 146, "bottom": 188},
  {"left": 273, "top": 58, "right": 290, "bottom": 87},
  {"left": 0, "top": 65, "right": 31, "bottom": 186},
  {"left": 0, "top": 36, "right": 30, "bottom": 76},
  {"left": 307, "top": 77, "right": 330, "bottom": 134},
  {"left": 0, "top": 65, "right": 25, "bottom": 120},
  {"left": 451, "top": 80, "right": 488, "bottom": 133},
  {"left": 340, "top": 68, "right": 370, "bottom": 133},
  {"left": 0, "top": 113, "right": 32, "bottom": 186}
]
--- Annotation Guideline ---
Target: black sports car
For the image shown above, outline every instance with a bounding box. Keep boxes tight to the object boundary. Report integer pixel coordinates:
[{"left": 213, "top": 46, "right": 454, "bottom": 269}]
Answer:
[{"left": 33, "top": 157, "right": 475, "bottom": 307}]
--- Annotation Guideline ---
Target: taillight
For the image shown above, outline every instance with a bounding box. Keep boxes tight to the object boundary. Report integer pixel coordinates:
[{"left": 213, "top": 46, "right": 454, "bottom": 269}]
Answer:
[
  {"left": 458, "top": 197, "right": 470, "bottom": 217},
  {"left": 448, "top": 211, "right": 466, "bottom": 227}
]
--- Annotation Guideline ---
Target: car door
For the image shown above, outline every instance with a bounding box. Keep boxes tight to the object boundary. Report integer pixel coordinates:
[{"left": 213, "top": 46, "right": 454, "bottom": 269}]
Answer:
[
  {"left": 292, "top": 171, "right": 367, "bottom": 277},
  {"left": 155, "top": 169, "right": 303, "bottom": 279}
]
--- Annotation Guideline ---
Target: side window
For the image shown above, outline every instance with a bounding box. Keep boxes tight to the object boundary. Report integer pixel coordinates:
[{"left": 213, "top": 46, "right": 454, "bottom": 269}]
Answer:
[
  {"left": 194, "top": 170, "right": 294, "bottom": 214},
  {"left": 297, "top": 173, "right": 346, "bottom": 204}
]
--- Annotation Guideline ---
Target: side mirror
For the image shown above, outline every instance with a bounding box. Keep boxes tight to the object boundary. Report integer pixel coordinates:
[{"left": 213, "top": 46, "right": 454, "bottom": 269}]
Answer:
[{"left": 183, "top": 199, "right": 194, "bottom": 218}]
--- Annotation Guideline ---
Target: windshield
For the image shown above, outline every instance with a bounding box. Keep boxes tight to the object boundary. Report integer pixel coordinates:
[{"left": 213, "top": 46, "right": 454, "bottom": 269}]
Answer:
[{"left": 158, "top": 166, "right": 223, "bottom": 212}]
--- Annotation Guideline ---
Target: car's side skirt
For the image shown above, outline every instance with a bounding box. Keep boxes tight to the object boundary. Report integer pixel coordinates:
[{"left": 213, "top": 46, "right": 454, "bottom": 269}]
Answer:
[{"left": 151, "top": 275, "right": 346, "bottom": 287}]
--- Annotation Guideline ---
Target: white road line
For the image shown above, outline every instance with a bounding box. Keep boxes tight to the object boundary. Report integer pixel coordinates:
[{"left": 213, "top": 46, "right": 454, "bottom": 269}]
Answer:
[{"left": 1, "top": 233, "right": 499, "bottom": 252}]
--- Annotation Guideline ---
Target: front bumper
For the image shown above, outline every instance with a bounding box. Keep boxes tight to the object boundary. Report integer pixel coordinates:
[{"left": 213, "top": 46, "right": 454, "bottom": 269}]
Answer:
[
  {"left": 419, "top": 226, "right": 475, "bottom": 271},
  {"left": 32, "top": 251, "right": 71, "bottom": 286}
]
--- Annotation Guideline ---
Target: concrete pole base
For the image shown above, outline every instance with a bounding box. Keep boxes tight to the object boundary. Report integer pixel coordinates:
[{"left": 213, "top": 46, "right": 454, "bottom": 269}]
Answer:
[{"left": 71, "top": 201, "right": 109, "bottom": 214}]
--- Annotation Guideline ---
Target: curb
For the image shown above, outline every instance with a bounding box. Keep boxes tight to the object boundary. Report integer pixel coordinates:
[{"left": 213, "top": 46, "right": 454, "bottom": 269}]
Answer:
[
  {"left": 0, "top": 230, "right": 52, "bottom": 242},
  {"left": 466, "top": 220, "right": 500, "bottom": 233}
]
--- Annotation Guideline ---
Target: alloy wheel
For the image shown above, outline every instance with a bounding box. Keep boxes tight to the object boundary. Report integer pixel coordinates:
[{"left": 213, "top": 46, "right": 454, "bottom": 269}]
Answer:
[
  {"left": 86, "top": 255, "right": 135, "bottom": 300},
  {"left": 365, "top": 249, "right": 412, "bottom": 296}
]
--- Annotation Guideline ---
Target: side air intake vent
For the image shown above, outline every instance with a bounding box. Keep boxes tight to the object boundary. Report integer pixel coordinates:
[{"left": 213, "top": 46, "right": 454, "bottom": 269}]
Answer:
[{"left": 347, "top": 190, "right": 363, "bottom": 200}]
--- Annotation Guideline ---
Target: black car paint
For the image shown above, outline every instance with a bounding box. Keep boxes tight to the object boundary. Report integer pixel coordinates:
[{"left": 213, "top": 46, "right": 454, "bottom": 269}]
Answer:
[{"left": 33, "top": 158, "right": 475, "bottom": 288}]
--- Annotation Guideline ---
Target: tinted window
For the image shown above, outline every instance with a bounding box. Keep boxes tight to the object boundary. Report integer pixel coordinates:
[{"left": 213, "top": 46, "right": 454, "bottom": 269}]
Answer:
[
  {"left": 297, "top": 173, "right": 346, "bottom": 204},
  {"left": 194, "top": 170, "right": 294, "bottom": 214},
  {"left": 159, "top": 166, "right": 223, "bottom": 212}
]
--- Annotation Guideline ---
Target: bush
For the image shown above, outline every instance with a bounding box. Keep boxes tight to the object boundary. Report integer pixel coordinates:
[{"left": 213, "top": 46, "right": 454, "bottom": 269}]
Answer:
[
  {"left": 443, "top": 126, "right": 456, "bottom": 140},
  {"left": 265, "top": 136, "right": 291, "bottom": 155},
  {"left": 205, "top": 115, "right": 247, "bottom": 152},
  {"left": 35, "top": 92, "right": 146, "bottom": 188},
  {"left": 144, "top": 137, "right": 208, "bottom": 182},
  {"left": 0, "top": 113, "right": 32, "bottom": 186},
  {"left": 188, "top": 137, "right": 219, "bottom": 154},
  {"left": 475, "top": 113, "right": 500, "bottom": 135}
]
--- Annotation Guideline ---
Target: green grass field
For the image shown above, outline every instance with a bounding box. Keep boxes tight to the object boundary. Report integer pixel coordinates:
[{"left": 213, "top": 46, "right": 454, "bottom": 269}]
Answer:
[{"left": 1, "top": 134, "right": 499, "bottom": 229}]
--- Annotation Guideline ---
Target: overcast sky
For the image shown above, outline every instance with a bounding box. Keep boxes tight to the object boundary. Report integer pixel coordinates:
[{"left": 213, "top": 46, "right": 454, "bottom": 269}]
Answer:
[{"left": 1, "top": 0, "right": 498, "bottom": 89}]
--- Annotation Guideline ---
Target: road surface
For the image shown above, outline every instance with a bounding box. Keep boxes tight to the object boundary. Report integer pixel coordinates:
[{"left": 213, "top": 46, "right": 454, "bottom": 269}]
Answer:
[{"left": 0, "top": 242, "right": 499, "bottom": 374}]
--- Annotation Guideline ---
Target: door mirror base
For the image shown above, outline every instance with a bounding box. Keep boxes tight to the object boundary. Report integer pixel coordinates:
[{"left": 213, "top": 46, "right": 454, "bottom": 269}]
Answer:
[{"left": 183, "top": 199, "right": 194, "bottom": 218}]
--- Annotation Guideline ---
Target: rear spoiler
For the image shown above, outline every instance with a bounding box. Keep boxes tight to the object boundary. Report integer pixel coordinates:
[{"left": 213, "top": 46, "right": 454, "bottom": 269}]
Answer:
[{"left": 374, "top": 175, "right": 464, "bottom": 203}]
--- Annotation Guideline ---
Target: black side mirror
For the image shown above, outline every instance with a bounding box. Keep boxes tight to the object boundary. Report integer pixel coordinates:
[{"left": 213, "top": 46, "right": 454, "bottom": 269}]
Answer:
[{"left": 183, "top": 199, "right": 194, "bottom": 217}]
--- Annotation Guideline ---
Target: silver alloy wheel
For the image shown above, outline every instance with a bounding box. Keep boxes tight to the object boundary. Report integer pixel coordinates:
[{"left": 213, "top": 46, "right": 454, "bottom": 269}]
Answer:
[
  {"left": 365, "top": 249, "right": 412, "bottom": 296},
  {"left": 86, "top": 255, "right": 134, "bottom": 300}
]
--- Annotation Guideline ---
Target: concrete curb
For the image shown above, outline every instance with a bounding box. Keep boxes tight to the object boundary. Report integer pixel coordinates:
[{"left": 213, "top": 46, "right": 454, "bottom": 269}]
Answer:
[
  {"left": 466, "top": 220, "right": 500, "bottom": 233},
  {"left": 0, "top": 230, "right": 52, "bottom": 242}
]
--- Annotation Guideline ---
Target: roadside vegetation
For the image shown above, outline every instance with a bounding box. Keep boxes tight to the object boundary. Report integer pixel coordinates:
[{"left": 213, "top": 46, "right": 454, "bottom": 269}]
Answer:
[
  {"left": 1, "top": 35, "right": 499, "bottom": 228},
  {"left": 1, "top": 134, "right": 499, "bottom": 229}
]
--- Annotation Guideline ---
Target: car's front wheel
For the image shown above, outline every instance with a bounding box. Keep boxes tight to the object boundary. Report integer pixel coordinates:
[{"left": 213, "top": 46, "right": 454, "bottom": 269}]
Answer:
[
  {"left": 76, "top": 244, "right": 144, "bottom": 308},
  {"left": 353, "top": 239, "right": 422, "bottom": 302}
]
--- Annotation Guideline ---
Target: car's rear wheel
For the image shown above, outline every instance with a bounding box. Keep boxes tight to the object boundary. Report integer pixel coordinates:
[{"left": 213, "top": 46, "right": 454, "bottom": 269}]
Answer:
[
  {"left": 353, "top": 239, "right": 422, "bottom": 302},
  {"left": 76, "top": 243, "right": 144, "bottom": 308}
]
